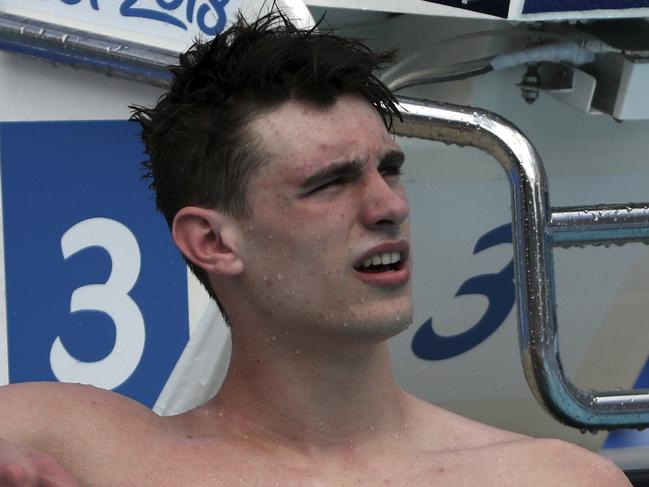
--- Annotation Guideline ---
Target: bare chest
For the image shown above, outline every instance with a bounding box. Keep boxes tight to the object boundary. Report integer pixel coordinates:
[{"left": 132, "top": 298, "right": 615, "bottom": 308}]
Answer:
[{"left": 79, "top": 442, "right": 525, "bottom": 487}]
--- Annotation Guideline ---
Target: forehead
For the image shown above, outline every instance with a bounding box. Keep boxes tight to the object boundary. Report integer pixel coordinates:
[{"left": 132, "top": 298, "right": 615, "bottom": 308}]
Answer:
[{"left": 249, "top": 96, "right": 399, "bottom": 181}]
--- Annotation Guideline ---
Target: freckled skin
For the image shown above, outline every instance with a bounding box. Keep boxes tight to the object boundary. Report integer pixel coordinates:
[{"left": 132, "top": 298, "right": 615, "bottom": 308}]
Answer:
[{"left": 0, "top": 96, "right": 631, "bottom": 487}]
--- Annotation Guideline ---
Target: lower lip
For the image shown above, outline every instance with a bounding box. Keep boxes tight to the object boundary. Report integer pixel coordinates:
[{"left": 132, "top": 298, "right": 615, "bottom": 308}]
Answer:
[{"left": 354, "top": 265, "right": 410, "bottom": 287}]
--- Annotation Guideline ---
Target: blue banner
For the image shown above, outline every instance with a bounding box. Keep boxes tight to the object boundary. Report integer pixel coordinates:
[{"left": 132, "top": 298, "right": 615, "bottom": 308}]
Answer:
[{"left": 523, "top": 0, "right": 649, "bottom": 14}]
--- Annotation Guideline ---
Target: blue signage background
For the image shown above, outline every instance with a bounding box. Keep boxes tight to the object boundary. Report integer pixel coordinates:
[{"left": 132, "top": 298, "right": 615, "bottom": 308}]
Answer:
[
  {"left": 421, "top": 0, "right": 510, "bottom": 18},
  {"left": 0, "top": 120, "right": 189, "bottom": 408},
  {"left": 523, "top": 0, "right": 649, "bottom": 13}
]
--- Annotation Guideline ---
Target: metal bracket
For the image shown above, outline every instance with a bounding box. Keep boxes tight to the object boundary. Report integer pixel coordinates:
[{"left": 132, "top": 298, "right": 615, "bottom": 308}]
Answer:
[{"left": 394, "top": 96, "right": 649, "bottom": 431}]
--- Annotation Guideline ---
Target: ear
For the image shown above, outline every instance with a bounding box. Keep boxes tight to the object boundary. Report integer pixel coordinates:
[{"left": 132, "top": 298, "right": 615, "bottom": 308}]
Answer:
[{"left": 172, "top": 206, "right": 244, "bottom": 277}]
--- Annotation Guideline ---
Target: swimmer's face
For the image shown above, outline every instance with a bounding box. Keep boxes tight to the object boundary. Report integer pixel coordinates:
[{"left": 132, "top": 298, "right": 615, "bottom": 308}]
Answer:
[{"left": 238, "top": 95, "right": 412, "bottom": 338}]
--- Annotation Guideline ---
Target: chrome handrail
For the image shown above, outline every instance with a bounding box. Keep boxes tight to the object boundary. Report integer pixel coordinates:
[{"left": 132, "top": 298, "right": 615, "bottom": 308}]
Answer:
[{"left": 394, "top": 96, "right": 649, "bottom": 430}]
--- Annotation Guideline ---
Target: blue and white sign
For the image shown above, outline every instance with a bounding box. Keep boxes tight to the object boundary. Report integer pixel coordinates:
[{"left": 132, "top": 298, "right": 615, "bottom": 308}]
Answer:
[
  {"left": 0, "top": 0, "right": 313, "bottom": 51},
  {"left": 0, "top": 120, "right": 189, "bottom": 408}
]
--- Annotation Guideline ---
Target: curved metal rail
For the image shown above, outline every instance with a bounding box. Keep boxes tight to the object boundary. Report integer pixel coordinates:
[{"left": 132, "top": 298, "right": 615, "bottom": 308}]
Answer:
[{"left": 394, "top": 96, "right": 649, "bottom": 431}]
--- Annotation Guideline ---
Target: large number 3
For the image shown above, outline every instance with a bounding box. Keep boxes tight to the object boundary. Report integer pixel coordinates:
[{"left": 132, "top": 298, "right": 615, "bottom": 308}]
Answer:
[
  {"left": 50, "top": 218, "right": 145, "bottom": 389},
  {"left": 411, "top": 223, "right": 515, "bottom": 360}
]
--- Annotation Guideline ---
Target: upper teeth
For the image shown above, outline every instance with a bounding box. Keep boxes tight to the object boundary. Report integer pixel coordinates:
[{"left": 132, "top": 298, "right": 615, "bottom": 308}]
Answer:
[{"left": 361, "top": 252, "right": 401, "bottom": 268}]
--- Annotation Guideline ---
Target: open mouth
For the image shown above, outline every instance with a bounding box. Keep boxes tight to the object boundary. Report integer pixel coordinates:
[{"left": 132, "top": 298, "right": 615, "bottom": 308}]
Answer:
[{"left": 354, "top": 251, "right": 405, "bottom": 273}]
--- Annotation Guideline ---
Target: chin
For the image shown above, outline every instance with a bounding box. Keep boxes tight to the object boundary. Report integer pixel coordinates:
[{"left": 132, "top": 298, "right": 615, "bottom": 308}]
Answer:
[{"left": 345, "top": 300, "right": 414, "bottom": 341}]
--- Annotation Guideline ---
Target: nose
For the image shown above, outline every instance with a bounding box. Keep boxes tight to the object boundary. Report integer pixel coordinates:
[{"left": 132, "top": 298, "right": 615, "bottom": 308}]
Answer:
[{"left": 359, "top": 171, "right": 409, "bottom": 230}]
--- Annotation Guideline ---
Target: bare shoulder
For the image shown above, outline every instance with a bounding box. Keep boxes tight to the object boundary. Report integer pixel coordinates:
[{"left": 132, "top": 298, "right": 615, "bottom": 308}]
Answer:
[
  {"left": 0, "top": 381, "right": 163, "bottom": 449},
  {"left": 404, "top": 393, "right": 527, "bottom": 449},
  {"left": 506, "top": 437, "right": 631, "bottom": 486},
  {"left": 404, "top": 394, "right": 629, "bottom": 486}
]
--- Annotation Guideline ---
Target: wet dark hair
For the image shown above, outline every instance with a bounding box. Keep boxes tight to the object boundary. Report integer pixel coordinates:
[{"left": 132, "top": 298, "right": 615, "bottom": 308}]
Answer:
[{"left": 131, "top": 8, "right": 400, "bottom": 306}]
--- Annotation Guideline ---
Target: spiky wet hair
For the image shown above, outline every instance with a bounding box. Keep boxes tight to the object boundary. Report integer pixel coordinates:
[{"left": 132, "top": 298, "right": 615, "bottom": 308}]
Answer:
[{"left": 131, "top": 8, "right": 400, "bottom": 305}]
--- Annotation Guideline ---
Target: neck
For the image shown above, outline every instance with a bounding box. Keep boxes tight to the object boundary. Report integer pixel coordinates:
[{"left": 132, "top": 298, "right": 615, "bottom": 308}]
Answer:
[{"left": 203, "top": 323, "right": 413, "bottom": 454}]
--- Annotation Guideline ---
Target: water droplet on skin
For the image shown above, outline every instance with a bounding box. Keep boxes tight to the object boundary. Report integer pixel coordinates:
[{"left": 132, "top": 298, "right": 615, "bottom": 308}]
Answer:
[
  {"left": 343, "top": 322, "right": 349, "bottom": 328},
  {"left": 393, "top": 433, "right": 400, "bottom": 440},
  {"left": 271, "top": 335, "right": 277, "bottom": 342},
  {"left": 218, "top": 411, "right": 224, "bottom": 417},
  {"left": 295, "top": 349, "right": 301, "bottom": 355},
  {"left": 267, "top": 234, "right": 273, "bottom": 240},
  {"left": 369, "top": 425, "right": 375, "bottom": 432},
  {"left": 243, "top": 435, "right": 249, "bottom": 440},
  {"left": 276, "top": 273, "right": 283, "bottom": 280}
]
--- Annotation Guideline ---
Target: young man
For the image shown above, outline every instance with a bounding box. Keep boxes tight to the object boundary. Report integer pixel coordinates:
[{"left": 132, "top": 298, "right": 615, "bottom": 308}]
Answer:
[{"left": 0, "top": 11, "right": 631, "bottom": 486}]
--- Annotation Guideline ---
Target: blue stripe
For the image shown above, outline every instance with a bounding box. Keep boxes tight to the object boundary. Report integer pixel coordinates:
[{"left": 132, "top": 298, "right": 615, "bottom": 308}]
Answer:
[{"left": 523, "top": 0, "right": 649, "bottom": 14}]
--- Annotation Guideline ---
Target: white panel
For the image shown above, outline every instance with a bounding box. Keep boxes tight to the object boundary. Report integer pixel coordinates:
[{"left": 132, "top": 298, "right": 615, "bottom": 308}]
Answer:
[
  {"left": 615, "top": 59, "right": 649, "bottom": 121},
  {"left": 0, "top": 52, "right": 163, "bottom": 122}
]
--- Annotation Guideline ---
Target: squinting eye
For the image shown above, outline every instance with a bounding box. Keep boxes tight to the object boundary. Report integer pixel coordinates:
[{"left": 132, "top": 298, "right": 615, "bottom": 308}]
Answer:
[{"left": 310, "top": 178, "right": 344, "bottom": 194}]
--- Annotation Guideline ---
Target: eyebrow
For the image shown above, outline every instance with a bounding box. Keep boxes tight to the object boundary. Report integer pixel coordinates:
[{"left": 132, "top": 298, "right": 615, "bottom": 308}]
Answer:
[
  {"left": 298, "top": 149, "right": 405, "bottom": 191},
  {"left": 298, "top": 158, "right": 367, "bottom": 190}
]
